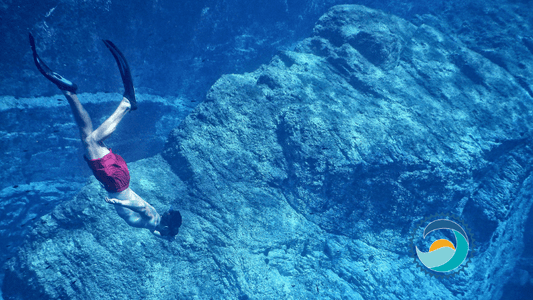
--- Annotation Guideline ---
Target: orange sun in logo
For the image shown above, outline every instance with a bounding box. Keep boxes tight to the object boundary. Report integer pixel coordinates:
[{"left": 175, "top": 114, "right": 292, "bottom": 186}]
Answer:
[{"left": 428, "top": 239, "right": 455, "bottom": 252}]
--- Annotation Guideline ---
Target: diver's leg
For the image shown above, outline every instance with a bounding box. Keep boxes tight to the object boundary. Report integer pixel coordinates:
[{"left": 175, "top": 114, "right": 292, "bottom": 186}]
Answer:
[
  {"left": 63, "top": 91, "right": 94, "bottom": 141},
  {"left": 89, "top": 97, "right": 131, "bottom": 143},
  {"left": 63, "top": 91, "right": 111, "bottom": 160}
]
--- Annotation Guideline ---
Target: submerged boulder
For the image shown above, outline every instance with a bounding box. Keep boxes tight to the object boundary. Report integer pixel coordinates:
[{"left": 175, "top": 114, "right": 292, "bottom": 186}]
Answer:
[{"left": 4, "top": 4, "right": 533, "bottom": 299}]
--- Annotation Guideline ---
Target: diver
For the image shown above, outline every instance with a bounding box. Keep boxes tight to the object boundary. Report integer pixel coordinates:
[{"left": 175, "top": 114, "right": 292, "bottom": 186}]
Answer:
[{"left": 29, "top": 33, "right": 181, "bottom": 239}]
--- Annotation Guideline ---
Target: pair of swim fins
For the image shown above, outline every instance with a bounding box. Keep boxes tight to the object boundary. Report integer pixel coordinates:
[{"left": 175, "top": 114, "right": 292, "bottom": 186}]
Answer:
[{"left": 28, "top": 33, "right": 137, "bottom": 110}]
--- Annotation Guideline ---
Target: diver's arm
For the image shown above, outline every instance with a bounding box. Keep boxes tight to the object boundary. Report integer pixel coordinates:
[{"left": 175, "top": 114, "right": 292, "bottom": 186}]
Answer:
[
  {"left": 105, "top": 197, "right": 146, "bottom": 213},
  {"left": 105, "top": 197, "right": 162, "bottom": 226}
]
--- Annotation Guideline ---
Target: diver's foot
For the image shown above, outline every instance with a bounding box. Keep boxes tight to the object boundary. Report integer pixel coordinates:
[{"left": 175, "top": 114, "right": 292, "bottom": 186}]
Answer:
[
  {"left": 120, "top": 97, "right": 132, "bottom": 111},
  {"left": 102, "top": 40, "right": 137, "bottom": 111},
  {"left": 29, "top": 33, "right": 78, "bottom": 93}
]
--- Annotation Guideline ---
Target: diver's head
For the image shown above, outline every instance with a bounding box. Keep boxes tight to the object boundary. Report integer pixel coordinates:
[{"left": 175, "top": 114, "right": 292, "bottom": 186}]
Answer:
[{"left": 157, "top": 209, "right": 182, "bottom": 238}]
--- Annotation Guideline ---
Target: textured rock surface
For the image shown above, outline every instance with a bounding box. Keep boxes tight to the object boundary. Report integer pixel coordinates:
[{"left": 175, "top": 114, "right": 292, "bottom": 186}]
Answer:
[
  {"left": 3, "top": 3, "right": 533, "bottom": 299},
  {"left": 163, "top": 5, "right": 533, "bottom": 298}
]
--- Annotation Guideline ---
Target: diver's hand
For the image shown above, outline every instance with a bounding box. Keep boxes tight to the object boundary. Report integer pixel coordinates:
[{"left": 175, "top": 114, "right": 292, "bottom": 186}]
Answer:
[
  {"left": 152, "top": 230, "right": 178, "bottom": 241},
  {"left": 105, "top": 197, "right": 119, "bottom": 204}
]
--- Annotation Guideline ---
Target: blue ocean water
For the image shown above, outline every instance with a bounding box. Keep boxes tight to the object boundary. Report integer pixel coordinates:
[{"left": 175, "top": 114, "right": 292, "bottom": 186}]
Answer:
[{"left": 1, "top": 0, "right": 533, "bottom": 299}]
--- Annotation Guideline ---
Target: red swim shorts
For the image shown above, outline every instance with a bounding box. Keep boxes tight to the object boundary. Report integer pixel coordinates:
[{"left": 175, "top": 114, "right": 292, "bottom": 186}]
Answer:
[{"left": 85, "top": 149, "right": 130, "bottom": 193}]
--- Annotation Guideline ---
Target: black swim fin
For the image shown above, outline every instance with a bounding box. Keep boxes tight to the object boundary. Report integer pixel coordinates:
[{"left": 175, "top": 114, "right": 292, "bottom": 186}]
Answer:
[
  {"left": 29, "top": 33, "right": 78, "bottom": 93},
  {"left": 102, "top": 40, "right": 137, "bottom": 110}
]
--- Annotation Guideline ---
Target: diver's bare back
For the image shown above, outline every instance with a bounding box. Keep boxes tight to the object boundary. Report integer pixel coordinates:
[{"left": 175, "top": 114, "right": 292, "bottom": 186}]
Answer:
[{"left": 106, "top": 189, "right": 161, "bottom": 231}]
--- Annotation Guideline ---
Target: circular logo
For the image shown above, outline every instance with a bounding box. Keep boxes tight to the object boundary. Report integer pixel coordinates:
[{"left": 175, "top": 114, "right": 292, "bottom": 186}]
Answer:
[{"left": 411, "top": 215, "right": 474, "bottom": 276}]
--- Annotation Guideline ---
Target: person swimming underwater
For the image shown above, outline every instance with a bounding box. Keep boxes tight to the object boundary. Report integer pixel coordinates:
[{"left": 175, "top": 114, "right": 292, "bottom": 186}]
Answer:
[{"left": 29, "top": 33, "right": 181, "bottom": 239}]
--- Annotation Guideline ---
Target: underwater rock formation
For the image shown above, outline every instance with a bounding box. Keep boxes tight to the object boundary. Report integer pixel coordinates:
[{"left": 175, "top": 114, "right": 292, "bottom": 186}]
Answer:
[{"left": 3, "top": 4, "right": 533, "bottom": 299}]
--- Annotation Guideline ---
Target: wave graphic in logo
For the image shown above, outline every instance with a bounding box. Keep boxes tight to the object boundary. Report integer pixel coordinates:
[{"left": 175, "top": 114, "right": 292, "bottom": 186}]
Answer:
[{"left": 415, "top": 219, "right": 469, "bottom": 273}]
